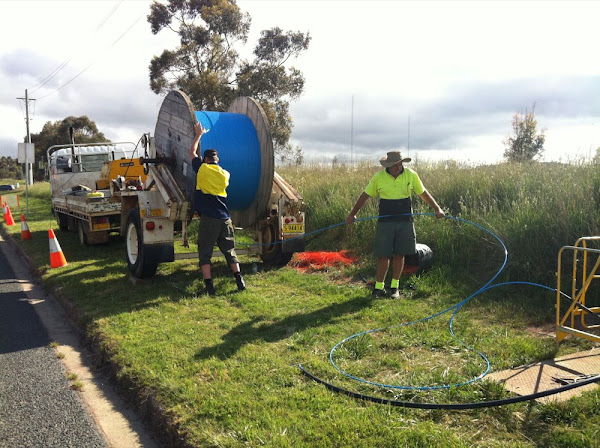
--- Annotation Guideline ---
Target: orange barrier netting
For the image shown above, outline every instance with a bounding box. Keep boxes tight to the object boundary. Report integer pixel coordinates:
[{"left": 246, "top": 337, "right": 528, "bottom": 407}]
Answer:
[
  {"left": 290, "top": 250, "right": 421, "bottom": 275},
  {"left": 290, "top": 251, "right": 358, "bottom": 271}
]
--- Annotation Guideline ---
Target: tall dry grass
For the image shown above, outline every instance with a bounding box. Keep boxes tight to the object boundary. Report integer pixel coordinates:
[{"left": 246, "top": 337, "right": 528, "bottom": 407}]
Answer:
[{"left": 279, "top": 160, "right": 600, "bottom": 284}]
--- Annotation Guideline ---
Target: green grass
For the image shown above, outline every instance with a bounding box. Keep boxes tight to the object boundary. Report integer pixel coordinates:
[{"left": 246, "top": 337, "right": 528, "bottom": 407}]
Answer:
[{"left": 2, "top": 162, "right": 600, "bottom": 447}]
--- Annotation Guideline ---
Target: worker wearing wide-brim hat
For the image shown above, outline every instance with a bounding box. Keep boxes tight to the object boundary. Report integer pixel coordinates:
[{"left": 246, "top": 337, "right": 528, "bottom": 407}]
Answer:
[{"left": 346, "top": 150, "right": 445, "bottom": 298}]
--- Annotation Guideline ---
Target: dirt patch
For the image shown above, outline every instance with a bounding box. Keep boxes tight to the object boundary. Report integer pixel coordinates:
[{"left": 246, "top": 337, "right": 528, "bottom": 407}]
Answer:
[{"left": 525, "top": 323, "right": 556, "bottom": 338}]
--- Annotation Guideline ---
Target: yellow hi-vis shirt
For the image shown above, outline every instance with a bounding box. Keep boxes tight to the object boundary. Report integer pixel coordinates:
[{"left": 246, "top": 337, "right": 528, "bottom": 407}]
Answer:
[
  {"left": 196, "top": 163, "right": 230, "bottom": 197},
  {"left": 364, "top": 167, "right": 424, "bottom": 199}
]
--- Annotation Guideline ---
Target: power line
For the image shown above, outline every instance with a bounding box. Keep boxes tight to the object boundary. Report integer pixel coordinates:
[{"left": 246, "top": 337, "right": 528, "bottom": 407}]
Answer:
[
  {"left": 37, "top": 64, "right": 94, "bottom": 100},
  {"left": 110, "top": 12, "right": 144, "bottom": 46},
  {"left": 29, "top": 59, "right": 72, "bottom": 92},
  {"left": 36, "top": 11, "right": 145, "bottom": 101},
  {"left": 97, "top": 0, "right": 123, "bottom": 31},
  {"left": 28, "top": 0, "right": 124, "bottom": 94}
]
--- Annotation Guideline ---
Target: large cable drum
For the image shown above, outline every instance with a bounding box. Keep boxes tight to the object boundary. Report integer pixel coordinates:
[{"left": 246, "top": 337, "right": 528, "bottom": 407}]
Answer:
[{"left": 154, "top": 90, "right": 274, "bottom": 228}]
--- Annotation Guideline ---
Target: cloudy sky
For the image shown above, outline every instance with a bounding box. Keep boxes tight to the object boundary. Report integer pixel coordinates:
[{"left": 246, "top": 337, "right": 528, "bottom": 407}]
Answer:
[{"left": 1, "top": 0, "right": 599, "bottom": 164}]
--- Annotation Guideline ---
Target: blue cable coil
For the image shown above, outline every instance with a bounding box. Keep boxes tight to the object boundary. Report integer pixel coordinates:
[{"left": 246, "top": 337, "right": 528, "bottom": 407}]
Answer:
[
  {"left": 277, "top": 213, "right": 568, "bottom": 391},
  {"left": 195, "top": 111, "right": 262, "bottom": 210}
]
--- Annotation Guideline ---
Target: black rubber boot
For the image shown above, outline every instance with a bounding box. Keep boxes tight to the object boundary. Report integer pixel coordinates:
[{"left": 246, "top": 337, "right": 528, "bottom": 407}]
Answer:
[
  {"left": 204, "top": 279, "right": 216, "bottom": 296},
  {"left": 371, "top": 287, "right": 386, "bottom": 298},
  {"left": 234, "top": 272, "right": 246, "bottom": 291}
]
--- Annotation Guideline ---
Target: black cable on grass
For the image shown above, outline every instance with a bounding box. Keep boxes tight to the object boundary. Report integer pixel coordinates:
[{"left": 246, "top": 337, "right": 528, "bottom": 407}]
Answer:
[
  {"left": 298, "top": 365, "right": 600, "bottom": 410},
  {"left": 298, "top": 214, "right": 600, "bottom": 406}
]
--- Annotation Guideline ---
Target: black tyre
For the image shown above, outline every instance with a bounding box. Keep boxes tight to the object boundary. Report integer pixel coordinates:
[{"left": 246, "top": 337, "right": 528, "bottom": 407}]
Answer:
[
  {"left": 77, "top": 220, "right": 87, "bottom": 245},
  {"left": 259, "top": 224, "right": 293, "bottom": 267},
  {"left": 77, "top": 220, "right": 108, "bottom": 246},
  {"left": 125, "top": 209, "right": 158, "bottom": 278},
  {"left": 55, "top": 210, "right": 69, "bottom": 231}
]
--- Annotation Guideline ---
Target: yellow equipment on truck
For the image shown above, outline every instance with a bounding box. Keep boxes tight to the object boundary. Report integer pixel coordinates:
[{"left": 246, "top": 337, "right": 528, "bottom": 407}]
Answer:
[{"left": 48, "top": 139, "right": 147, "bottom": 245}]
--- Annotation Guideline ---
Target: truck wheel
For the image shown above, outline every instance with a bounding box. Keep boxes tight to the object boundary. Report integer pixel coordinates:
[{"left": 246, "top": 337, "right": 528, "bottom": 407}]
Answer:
[
  {"left": 55, "top": 211, "right": 68, "bottom": 231},
  {"left": 259, "top": 224, "right": 293, "bottom": 267},
  {"left": 125, "top": 209, "right": 158, "bottom": 278},
  {"left": 77, "top": 220, "right": 88, "bottom": 245}
]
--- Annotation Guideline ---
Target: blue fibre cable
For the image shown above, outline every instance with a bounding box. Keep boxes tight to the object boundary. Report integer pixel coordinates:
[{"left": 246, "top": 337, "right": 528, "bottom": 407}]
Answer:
[
  {"left": 295, "top": 213, "right": 568, "bottom": 392},
  {"left": 328, "top": 214, "right": 508, "bottom": 390}
]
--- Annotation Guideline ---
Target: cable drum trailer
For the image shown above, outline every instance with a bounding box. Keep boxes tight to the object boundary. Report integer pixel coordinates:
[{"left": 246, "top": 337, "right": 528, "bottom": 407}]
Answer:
[{"left": 116, "top": 90, "right": 305, "bottom": 278}]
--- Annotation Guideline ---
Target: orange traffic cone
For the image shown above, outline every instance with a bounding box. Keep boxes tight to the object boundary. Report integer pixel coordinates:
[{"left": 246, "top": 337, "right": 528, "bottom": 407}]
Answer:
[
  {"left": 20, "top": 215, "right": 32, "bottom": 240},
  {"left": 4, "top": 203, "right": 15, "bottom": 226},
  {"left": 1, "top": 202, "right": 6, "bottom": 222},
  {"left": 49, "top": 229, "right": 67, "bottom": 268}
]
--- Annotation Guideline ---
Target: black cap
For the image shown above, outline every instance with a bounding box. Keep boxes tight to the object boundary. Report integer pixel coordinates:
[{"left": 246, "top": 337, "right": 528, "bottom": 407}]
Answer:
[{"left": 203, "top": 149, "right": 218, "bottom": 159}]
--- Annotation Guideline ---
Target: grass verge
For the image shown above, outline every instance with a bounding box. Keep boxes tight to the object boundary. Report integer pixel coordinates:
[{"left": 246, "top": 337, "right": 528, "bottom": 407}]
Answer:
[{"left": 2, "top": 164, "right": 600, "bottom": 447}]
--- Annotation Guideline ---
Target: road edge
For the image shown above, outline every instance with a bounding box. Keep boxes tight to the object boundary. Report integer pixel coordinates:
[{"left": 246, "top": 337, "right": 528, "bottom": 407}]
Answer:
[{"left": 0, "top": 224, "right": 174, "bottom": 448}]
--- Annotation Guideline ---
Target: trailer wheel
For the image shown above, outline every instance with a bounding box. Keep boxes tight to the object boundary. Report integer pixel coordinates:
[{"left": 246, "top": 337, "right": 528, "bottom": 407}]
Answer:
[
  {"left": 259, "top": 224, "right": 293, "bottom": 267},
  {"left": 126, "top": 209, "right": 158, "bottom": 278}
]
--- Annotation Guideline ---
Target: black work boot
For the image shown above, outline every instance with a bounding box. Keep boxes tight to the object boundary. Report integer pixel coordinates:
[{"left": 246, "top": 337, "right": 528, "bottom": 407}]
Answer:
[
  {"left": 204, "top": 279, "right": 216, "bottom": 296},
  {"left": 234, "top": 272, "right": 246, "bottom": 291},
  {"left": 372, "top": 287, "right": 386, "bottom": 298},
  {"left": 389, "top": 288, "right": 400, "bottom": 299}
]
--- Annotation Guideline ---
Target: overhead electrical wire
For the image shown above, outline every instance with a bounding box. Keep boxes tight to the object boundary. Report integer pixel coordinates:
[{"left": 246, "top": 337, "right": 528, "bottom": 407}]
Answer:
[
  {"left": 96, "top": 0, "right": 124, "bottom": 31},
  {"left": 29, "top": 1, "right": 123, "bottom": 94},
  {"left": 29, "top": 59, "right": 72, "bottom": 93},
  {"left": 36, "top": 64, "right": 95, "bottom": 100},
  {"left": 37, "top": 10, "right": 145, "bottom": 101},
  {"left": 35, "top": 13, "right": 144, "bottom": 100},
  {"left": 29, "top": 0, "right": 124, "bottom": 95},
  {"left": 32, "top": 1, "right": 147, "bottom": 101}
]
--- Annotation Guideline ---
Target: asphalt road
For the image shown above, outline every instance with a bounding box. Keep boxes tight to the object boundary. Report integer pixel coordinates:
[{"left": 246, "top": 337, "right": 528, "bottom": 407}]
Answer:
[{"left": 0, "top": 238, "right": 107, "bottom": 448}]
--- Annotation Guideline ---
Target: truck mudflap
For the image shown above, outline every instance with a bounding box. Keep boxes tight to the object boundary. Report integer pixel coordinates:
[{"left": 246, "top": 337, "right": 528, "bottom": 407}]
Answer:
[
  {"left": 282, "top": 237, "right": 304, "bottom": 254},
  {"left": 144, "top": 243, "right": 175, "bottom": 263}
]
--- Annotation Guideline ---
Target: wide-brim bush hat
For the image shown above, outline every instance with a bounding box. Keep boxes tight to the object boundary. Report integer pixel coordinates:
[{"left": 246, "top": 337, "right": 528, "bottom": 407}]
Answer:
[{"left": 380, "top": 150, "right": 411, "bottom": 167}]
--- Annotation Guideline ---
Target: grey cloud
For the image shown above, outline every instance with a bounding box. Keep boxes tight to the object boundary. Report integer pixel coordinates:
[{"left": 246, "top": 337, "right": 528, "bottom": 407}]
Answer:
[
  {"left": 0, "top": 137, "right": 19, "bottom": 158},
  {"left": 291, "top": 75, "right": 600, "bottom": 160},
  {"left": 30, "top": 77, "right": 161, "bottom": 142},
  {"left": 0, "top": 49, "right": 62, "bottom": 91}
]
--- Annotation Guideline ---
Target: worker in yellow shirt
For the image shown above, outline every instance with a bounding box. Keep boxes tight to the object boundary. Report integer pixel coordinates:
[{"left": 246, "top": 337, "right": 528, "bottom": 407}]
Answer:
[
  {"left": 346, "top": 151, "right": 444, "bottom": 298},
  {"left": 190, "top": 122, "right": 246, "bottom": 295}
]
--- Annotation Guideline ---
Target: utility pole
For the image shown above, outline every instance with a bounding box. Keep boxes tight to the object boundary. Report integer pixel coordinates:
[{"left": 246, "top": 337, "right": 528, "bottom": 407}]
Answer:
[{"left": 17, "top": 89, "right": 35, "bottom": 216}]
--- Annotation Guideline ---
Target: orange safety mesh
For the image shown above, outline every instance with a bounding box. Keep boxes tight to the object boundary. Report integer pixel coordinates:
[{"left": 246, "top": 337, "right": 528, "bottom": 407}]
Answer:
[{"left": 290, "top": 251, "right": 358, "bottom": 271}]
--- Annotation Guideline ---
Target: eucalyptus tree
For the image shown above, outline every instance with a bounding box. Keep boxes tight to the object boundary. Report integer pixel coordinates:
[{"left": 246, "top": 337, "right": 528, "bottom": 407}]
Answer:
[
  {"left": 30, "top": 116, "right": 108, "bottom": 170},
  {"left": 147, "top": 0, "right": 311, "bottom": 162}
]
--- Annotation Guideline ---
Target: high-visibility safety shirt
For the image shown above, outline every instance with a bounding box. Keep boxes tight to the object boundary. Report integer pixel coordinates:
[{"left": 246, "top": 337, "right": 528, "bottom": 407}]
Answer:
[
  {"left": 364, "top": 167, "right": 425, "bottom": 222},
  {"left": 192, "top": 159, "right": 231, "bottom": 219},
  {"left": 196, "top": 163, "right": 230, "bottom": 197},
  {"left": 365, "top": 167, "right": 424, "bottom": 199}
]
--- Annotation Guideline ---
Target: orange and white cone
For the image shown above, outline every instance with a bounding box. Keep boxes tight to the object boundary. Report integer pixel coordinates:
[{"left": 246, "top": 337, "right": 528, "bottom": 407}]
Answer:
[
  {"left": 20, "top": 215, "right": 32, "bottom": 240},
  {"left": 4, "top": 204, "right": 15, "bottom": 226},
  {"left": 49, "top": 229, "right": 67, "bottom": 268}
]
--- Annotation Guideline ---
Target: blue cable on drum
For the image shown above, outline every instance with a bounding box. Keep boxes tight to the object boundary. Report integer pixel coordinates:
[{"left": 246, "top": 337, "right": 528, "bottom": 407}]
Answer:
[{"left": 194, "top": 111, "right": 262, "bottom": 211}]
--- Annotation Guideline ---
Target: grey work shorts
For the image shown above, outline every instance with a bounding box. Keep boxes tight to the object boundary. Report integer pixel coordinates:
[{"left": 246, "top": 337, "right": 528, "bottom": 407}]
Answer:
[
  {"left": 373, "top": 221, "right": 417, "bottom": 258},
  {"left": 198, "top": 216, "right": 239, "bottom": 266}
]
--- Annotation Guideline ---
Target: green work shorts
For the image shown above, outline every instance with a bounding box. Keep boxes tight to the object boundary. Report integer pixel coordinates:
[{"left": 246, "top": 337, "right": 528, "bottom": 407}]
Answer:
[
  {"left": 373, "top": 221, "right": 416, "bottom": 258},
  {"left": 198, "top": 216, "right": 239, "bottom": 266}
]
